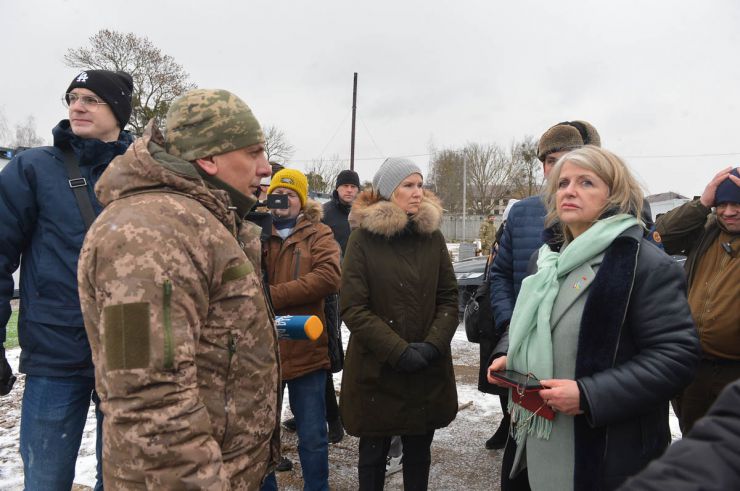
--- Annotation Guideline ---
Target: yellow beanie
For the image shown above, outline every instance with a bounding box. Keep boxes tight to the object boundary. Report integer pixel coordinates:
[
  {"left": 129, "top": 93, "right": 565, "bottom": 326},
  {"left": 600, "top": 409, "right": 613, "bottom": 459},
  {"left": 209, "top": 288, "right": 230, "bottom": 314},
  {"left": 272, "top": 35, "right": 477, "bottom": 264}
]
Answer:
[{"left": 267, "top": 168, "right": 309, "bottom": 207}]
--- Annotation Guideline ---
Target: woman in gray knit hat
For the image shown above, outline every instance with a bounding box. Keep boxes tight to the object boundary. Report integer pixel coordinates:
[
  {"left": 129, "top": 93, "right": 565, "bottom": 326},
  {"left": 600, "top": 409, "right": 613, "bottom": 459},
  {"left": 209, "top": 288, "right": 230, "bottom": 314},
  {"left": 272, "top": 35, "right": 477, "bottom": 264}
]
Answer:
[{"left": 339, "top": 157, "right": 459, "bottom": 490}]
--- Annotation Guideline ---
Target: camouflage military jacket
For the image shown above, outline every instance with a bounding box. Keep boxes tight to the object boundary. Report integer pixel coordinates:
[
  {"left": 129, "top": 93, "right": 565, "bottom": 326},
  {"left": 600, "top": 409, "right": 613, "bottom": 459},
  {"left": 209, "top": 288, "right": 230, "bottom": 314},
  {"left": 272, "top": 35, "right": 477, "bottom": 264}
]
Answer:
[
  {"left": 479, "top": 219, "right": 496, "bottom": 254},
  {"left": 78, "top": 122, "right": 280, "bottom": 490}
]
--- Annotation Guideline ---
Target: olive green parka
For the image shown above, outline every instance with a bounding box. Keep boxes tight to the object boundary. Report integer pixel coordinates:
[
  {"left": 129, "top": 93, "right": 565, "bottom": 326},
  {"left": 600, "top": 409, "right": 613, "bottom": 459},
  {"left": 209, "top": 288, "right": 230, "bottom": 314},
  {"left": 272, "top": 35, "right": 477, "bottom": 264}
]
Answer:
[{"left": 339, "top": 190, "right": 459, "bottom": 437}]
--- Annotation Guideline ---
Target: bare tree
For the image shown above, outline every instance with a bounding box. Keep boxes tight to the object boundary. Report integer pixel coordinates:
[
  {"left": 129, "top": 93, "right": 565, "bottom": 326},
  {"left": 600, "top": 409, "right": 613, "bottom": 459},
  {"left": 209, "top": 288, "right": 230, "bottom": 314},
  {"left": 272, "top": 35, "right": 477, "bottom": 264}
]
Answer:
[
  {"left": 64, "top": 29, "right": 196, "bottom": 135},
  {"left": 463, "top": 142, "right": 514, "bottom": 215},
  {"left": 429, "top": 148, "right": 464, "bottom": 212},
  {"left": 0, "top": 108, "right": 11, "bottom": 145},
  {"left": 14, "top": 116, "right": 46, "bottom": 148},
  {"left": 507, "top": 136, "right": 541, "bottom": 198},
  {"left": 305, "top": 155, "right": 346, "bottom": 194},
  {"left": 263, "top": 125, "right": 295, "bottom": 163}
]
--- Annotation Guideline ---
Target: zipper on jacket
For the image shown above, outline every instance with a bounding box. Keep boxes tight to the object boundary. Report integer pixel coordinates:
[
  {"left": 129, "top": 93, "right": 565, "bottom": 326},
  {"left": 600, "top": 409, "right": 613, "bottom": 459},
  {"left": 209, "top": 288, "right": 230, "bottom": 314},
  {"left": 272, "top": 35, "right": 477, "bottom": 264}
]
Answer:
[
  {"left": 293, "top": 249, "right": 301, "bottom": 280},
  {"left": 222, "top": 332, "right": 236, "bottom": 446},
  {"left": 696, "top": 251, "right": 730, "bottom": 338},
  {"left": 163, "top": 279, "right": 174, "bottom": 370}
]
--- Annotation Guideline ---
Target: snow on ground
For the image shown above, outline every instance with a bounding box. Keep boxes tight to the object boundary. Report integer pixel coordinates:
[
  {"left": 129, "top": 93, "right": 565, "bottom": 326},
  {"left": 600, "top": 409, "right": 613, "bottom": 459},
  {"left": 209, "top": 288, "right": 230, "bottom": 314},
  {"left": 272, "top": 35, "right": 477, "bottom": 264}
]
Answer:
[{"left": 0, "top": 323, "right": 682, "bottom": 490}]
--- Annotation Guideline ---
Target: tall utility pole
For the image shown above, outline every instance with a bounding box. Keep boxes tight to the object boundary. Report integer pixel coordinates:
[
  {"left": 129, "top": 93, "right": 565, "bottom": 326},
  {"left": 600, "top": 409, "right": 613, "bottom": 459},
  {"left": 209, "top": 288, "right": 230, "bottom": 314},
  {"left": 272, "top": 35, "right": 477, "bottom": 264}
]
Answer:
[
  {"left": 462, "top": 152, "right": 467, "bottom": 242},
  {"left": 350, "top": 72, "right": 358, "bottom": 171}
]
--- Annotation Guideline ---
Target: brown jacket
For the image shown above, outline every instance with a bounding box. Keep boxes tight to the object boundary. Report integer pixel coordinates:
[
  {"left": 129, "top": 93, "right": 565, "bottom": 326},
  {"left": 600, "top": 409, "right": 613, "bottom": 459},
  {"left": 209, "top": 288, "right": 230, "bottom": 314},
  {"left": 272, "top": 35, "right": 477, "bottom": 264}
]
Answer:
[
  {"left": 78, "top": 123, "right": 281, "bottom": 490},
  {"left": 265, "top": 200, "right": 342, "bottom": 380},
  {"left": 656, "top": 198, "right": 739, "bottom": 359}
]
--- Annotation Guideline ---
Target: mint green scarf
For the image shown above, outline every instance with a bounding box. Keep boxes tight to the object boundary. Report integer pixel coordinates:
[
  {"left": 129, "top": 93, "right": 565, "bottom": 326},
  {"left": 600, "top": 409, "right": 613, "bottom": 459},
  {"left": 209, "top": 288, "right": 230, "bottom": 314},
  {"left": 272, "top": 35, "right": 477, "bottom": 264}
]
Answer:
[{"left": 506, "top": 214, "right": 639, "bottom": 445}]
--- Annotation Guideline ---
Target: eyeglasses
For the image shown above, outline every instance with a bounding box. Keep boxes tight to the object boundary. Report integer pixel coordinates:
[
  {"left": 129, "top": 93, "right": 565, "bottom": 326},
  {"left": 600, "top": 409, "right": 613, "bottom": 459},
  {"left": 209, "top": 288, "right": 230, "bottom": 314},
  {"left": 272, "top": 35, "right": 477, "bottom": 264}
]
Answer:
[{"left": 62, "top": 93, "right": 108, "bottom": 111}]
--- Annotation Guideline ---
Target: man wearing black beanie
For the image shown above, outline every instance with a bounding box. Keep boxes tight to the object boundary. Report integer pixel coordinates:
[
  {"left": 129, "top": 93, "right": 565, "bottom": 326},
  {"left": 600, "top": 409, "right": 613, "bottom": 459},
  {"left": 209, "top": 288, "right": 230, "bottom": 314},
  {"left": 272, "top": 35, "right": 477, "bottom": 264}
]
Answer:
[
  {"left": 0, "top": 69, "right": 134, "bottom": 490},
  {"left": 323, "top": 169, "right": 361, "bottom": 254},
  {"left": 656, "top": 167, "right": 740, "bottom": 436},
  {"left": 315, "top": 169, "right": 360, "bottom": 445}
]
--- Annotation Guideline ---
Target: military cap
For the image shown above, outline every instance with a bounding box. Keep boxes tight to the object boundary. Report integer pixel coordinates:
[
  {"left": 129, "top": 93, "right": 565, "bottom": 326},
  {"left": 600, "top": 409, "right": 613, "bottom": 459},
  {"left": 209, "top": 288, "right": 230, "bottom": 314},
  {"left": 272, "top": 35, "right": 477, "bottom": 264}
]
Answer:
[{"left": 165, "top": 89, "right": 264, "bottom": 162}]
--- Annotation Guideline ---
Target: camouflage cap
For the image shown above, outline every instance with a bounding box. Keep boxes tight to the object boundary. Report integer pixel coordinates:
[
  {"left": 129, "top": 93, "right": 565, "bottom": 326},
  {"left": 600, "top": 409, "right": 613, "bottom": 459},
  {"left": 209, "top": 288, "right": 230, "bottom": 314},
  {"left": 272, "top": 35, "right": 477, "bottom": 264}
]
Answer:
[{"left": 165, "top": 89, "right": 264, "bottom": 162}]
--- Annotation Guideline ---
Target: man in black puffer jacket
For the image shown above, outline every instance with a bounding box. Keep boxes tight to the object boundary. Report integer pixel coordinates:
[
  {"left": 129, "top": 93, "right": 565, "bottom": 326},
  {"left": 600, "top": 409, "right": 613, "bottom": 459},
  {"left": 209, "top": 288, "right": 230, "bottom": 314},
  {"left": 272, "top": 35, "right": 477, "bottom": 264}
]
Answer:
[{"left": 0, "top": 70, "right": 134, "bottom": 490}]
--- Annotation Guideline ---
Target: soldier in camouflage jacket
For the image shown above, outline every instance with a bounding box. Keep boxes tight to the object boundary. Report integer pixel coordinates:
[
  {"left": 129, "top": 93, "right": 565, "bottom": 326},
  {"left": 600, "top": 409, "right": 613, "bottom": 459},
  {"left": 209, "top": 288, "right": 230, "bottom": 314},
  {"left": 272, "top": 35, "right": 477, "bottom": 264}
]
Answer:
[{"left": 78, "top": 89, "right": 281, "bottom": 490}]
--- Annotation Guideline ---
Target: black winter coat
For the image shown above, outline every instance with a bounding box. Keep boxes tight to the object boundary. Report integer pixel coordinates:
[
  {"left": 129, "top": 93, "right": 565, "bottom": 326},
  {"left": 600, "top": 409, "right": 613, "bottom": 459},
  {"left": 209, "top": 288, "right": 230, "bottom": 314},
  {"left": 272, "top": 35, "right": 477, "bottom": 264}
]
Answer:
[
  {"left": 339, "top": 190, "right": 459, "bottom": 437},
  {"left": 619, "top": 378, "right": 740, "bottom": 491},
  {"left": 495, "top": 225, "right": 700, "bottom": 490},
  {"left": 322, "top": 191, "right": 352, "bottom": 255}
]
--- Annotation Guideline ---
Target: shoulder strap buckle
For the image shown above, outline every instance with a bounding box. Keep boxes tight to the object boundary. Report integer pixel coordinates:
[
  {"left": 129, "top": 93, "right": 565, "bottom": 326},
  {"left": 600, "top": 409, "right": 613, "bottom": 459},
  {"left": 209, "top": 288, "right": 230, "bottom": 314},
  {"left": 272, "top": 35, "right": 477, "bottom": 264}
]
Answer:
[{"left": 68, "top": 177, "right": 88, "bottom": 188}]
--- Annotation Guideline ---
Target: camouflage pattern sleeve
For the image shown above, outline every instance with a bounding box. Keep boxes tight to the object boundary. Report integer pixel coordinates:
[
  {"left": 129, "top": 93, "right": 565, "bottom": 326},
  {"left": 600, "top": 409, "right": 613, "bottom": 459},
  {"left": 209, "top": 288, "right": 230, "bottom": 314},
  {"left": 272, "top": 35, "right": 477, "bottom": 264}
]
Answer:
[{"left": 79, "top": 197, "right": 230, "bottom": 489}]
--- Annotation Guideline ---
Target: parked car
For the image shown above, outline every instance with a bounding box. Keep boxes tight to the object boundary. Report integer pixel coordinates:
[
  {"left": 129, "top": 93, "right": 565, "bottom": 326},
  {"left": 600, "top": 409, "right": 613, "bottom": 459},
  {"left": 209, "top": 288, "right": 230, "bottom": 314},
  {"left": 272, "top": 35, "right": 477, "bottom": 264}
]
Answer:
[
  {"left": 453, "top": 255, "right": 488, "bottom": 317},
  {"left": 452, "top": 253, "right": 686, "bottom": 318}
]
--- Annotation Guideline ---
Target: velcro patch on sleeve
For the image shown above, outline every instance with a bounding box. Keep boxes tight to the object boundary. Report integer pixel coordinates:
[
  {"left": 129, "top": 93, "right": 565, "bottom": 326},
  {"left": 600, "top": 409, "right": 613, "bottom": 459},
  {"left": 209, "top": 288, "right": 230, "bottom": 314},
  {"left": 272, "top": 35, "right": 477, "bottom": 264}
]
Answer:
[
  {"left": 222, "top": 262, "right": 253, "bottom": 284},
  {"left": 104, "top": 302, "right": 151, "bottom": 370}
]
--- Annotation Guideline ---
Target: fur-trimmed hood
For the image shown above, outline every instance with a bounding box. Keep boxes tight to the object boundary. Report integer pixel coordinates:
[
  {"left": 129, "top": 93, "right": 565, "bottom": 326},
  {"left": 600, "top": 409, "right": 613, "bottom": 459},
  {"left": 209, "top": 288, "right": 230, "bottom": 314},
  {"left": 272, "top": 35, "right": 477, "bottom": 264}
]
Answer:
[
  {"left": 349, "top": 189, "right": 443, "bottom": 237},
  {"left": 300, "top": 199, "right": 323, "bottom": 224}
]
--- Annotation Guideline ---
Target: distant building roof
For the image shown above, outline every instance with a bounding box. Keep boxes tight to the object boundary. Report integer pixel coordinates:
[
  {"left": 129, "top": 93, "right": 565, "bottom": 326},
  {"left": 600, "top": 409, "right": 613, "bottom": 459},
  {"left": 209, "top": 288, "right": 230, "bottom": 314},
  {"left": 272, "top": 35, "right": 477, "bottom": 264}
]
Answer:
[{"left": 646, "top": 191, "right": 689, "bottom": 203}]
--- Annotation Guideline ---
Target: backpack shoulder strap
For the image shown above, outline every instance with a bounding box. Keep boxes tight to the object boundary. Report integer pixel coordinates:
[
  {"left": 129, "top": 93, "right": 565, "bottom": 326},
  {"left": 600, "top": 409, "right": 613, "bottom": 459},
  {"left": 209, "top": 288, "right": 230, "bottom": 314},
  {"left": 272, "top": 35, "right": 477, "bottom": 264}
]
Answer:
[{"left": 62, "top": 150, "right": 96, "bottom": 230}]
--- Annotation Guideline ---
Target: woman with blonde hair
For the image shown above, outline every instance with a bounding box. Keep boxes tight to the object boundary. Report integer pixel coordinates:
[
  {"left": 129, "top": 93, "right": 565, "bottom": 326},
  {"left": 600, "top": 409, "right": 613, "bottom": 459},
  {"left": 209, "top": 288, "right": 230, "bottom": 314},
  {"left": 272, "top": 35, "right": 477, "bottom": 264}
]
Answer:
[
  {"left": 340, "top": 157, "right": 459, "bottom": 490},
  {"left": 488, "top": 146, "right": 700, "bottom": 490}
]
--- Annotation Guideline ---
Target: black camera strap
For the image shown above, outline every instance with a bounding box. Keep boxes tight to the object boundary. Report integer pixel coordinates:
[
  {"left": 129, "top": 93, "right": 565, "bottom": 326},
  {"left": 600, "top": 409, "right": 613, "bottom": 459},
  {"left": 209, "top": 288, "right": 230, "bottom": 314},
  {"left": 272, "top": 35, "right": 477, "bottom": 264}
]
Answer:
[{"left": 62, "top": 150, "right": 96, "bottom": 230}]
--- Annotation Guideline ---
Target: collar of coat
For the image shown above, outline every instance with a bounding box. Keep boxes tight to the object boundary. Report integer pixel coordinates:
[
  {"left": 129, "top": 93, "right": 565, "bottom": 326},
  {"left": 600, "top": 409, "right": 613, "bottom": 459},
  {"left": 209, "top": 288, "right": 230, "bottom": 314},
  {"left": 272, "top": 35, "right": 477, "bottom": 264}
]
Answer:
[
  {"left": 349, "top": 189, "right": 443, "bottom": 237},
  {"left": 95, "top": 120, "right": 252, "bottom": 235},
  {"left": 270, "top": 199, "right": 324, "bottom": 237}
]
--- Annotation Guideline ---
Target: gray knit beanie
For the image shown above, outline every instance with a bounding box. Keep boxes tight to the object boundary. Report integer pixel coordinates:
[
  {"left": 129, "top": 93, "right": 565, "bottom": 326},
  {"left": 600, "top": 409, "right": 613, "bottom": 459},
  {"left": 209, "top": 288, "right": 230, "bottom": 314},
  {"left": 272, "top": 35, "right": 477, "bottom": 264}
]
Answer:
[{"left": 373, "top": 157, "right": 423, "bottom": 199}]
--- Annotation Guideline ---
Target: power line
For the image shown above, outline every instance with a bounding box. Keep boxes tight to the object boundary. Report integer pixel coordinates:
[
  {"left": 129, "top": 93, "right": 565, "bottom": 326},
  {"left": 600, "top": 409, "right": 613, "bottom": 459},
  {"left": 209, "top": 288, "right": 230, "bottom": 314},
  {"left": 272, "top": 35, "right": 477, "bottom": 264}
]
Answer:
[
  {"left": 623, "top": 152, "right": 740, "bottom": 159},
  {"left": 359, "top": 116, "right": 384, "bottom": 158},
  {"left": 290, "top": 150, "right": 740, "bottom": 164},
  {"left": 316, "top": 110, "right": 351, "bottom": 159}
]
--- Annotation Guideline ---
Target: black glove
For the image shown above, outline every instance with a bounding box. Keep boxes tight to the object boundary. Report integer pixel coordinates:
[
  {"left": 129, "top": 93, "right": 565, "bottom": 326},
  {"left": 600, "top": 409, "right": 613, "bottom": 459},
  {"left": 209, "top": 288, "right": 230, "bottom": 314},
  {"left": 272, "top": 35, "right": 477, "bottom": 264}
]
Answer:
[
  {"left": 1, "top": 346, "right": 16, "bottom": 396},
  {"left": 395, "top": 346, "right": 429, "bottom": 373},
  {"left": 408, "top": 342, "right": 440, "bottom": 363}
]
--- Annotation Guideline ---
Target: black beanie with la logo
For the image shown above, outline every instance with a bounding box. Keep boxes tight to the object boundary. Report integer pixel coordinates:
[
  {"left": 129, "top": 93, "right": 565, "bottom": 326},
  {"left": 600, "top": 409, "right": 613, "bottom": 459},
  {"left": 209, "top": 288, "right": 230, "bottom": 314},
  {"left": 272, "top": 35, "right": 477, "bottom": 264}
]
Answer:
[{"left": 66, "top": 70, "right": 134, "bottom": 129}]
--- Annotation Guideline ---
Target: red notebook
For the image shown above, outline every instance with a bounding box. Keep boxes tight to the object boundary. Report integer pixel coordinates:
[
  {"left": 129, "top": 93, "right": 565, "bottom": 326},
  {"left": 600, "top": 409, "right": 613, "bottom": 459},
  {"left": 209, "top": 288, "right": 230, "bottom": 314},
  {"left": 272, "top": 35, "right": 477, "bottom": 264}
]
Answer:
[{"left": 489, "top": 370, "right": 556, "bottom": 421}]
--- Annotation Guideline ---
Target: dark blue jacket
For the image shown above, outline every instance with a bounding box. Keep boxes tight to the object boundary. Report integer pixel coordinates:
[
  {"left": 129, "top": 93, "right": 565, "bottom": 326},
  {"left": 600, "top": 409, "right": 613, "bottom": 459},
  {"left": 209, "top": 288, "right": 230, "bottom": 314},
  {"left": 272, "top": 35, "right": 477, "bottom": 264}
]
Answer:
[
  {"left": 0, "top": 120, "right": 133, "bottom": 377},
  {"left": 488, "top": 196, "right": 546, "bottom": 331}
]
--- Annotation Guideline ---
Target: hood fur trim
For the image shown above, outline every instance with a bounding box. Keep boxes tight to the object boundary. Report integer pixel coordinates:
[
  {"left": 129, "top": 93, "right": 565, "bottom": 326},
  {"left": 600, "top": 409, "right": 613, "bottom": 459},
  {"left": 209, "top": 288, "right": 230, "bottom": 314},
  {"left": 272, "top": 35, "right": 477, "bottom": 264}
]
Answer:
[
  {"left": 301, "top": 199, "right": 323, "bottom": 224},
  {"left": 350, "top": 190, "right": 443, "bottom": 237}
]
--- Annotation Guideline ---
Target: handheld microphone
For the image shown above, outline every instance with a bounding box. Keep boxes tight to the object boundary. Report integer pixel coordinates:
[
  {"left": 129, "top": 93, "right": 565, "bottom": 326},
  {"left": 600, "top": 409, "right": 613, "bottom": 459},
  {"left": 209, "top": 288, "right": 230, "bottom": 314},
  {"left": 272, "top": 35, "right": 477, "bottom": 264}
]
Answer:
[{"left": 275, "top": 315, "right": 323, "bottom": 341}]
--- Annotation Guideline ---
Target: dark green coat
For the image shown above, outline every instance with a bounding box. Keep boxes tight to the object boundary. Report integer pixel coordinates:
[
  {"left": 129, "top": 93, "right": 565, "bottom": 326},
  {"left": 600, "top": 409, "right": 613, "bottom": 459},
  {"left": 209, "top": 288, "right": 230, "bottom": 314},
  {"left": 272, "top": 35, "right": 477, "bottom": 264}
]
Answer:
[{"left": 339, "top": 190, "right": 459, "bottom": 437}]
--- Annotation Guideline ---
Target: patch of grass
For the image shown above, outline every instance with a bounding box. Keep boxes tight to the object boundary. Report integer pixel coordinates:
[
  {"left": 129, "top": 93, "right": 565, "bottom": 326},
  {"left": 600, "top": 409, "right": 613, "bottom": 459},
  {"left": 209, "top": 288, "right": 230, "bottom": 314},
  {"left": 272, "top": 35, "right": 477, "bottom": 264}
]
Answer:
[{"left": 5, "top": 311, "right": 18, "bottom": 349}]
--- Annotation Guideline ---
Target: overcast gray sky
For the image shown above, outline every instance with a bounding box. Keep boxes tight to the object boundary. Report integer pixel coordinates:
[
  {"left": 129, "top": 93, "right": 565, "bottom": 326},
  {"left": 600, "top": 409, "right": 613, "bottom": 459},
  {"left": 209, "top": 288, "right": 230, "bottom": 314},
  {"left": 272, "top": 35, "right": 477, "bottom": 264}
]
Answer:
[{"left": 2, "top": 0, "right": 739, "bottom": 198}]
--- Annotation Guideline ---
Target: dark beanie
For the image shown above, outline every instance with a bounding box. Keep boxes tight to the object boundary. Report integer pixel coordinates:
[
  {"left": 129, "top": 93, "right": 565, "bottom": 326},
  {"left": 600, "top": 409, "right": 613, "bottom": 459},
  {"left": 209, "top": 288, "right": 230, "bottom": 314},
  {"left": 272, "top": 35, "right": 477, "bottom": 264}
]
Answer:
[
  {"left": 537, "top": 120, "right": 601, "bottom": 162},
  {"left": 66, "top": 70, "right": 134, "bottom": 129},
  {"left": 715, "top": 168, "right": 740, "bottom": 205},
  {"left": 336, "top": 169, "right": 360, "bottom": 189}
]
